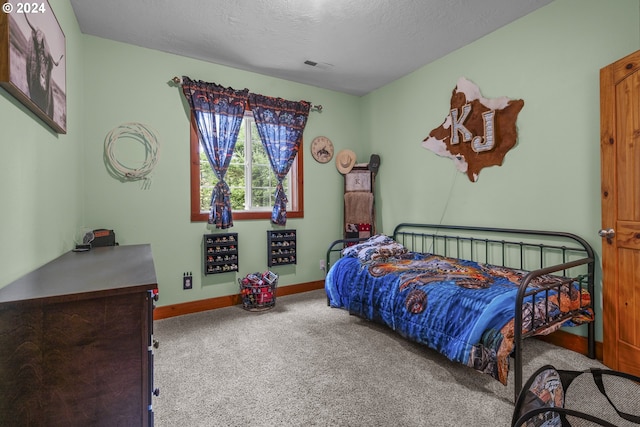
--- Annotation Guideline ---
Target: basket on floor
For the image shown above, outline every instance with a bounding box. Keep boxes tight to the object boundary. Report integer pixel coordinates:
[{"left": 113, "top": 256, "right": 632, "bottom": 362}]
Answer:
[
  {"left": 238, "top": 271, "right": 278, "bottom": 312},
  {"left": 512, "top": 364, "right": 640, "bottom": 427}
]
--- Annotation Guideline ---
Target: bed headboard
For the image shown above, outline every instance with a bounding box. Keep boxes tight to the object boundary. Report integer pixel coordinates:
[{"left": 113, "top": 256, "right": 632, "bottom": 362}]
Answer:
[
  {"left": 392, "top": 223, "right": 595, "bottom": 280},
  {"left": 326, "top": 223, "right": 595, "bottom": 287}
]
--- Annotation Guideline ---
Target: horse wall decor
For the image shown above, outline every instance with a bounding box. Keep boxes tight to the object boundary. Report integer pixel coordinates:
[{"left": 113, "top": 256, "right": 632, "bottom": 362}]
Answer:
[{"left": 0, "top": 0, "right": 66, "bottom": 133}]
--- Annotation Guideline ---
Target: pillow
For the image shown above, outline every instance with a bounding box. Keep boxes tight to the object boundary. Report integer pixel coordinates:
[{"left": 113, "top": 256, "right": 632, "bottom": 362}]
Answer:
[
  {"left": 342, "top": 234, "right": 407, "bottom": 262},
  {"left": 342, "top": 234, "right": 392, "bottom": 257},
  {"left": 370, "top": 242, "right": 408, "bottom": 261}
]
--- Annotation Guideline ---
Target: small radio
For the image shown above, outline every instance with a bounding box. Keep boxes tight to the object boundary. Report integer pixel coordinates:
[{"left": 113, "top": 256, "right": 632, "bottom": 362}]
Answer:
[
  {"left": 74, "top": 228, "right": 117, "bottom": 252},
  {"left": 91, "top": 229, "right": 117, "bottom": 247}
]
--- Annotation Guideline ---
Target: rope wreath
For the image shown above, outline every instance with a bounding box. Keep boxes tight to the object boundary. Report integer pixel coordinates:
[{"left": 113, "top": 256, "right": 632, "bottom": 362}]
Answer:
[{"left": 104, "top": 122, "right": 160, "bottom": 183}]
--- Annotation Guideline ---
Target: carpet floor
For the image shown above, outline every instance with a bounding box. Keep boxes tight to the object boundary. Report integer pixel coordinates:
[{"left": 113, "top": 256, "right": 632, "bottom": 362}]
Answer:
[{"left": 153, "top": 289, "right": 606, "bottom": 426}]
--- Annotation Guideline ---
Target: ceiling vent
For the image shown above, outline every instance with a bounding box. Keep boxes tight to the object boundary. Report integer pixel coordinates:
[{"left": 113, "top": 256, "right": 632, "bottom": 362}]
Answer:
[{"left": 304, "top": 60, "right": 334, "bottom": 70}]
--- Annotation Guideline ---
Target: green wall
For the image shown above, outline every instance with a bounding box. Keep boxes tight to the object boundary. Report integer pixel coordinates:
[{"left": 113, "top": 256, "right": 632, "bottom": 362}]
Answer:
[
  {"left": 0, "top": 0, "right": 84, "bottom": 285},
  {"left": 79, "top": 36, "right": 362, "bottom": 306},
  {"left": 361, "top": 0, "right": 640, "bottom": 341},
  {"left": 363, "top": 0, "right": 638, "bottom": 234},
  {"left": 2, "top": 0, "right": 638, "bottom": 342}
]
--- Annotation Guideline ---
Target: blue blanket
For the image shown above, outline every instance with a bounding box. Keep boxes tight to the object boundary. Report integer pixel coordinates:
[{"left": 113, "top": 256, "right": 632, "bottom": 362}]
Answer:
[{"left": 325, "top": 243, "right": 592, "bottom": 384}]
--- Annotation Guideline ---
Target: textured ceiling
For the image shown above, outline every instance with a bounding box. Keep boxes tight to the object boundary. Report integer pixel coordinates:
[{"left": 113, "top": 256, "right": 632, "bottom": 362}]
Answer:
[{"left": 70, "top": 0, "right": 554, "bottom": 96}]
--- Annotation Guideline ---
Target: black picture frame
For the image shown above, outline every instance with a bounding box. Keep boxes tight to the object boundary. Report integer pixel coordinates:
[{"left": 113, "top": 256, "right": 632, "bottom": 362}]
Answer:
[{"left": 0, "top": 1, "right": 66, "bottom": 133}]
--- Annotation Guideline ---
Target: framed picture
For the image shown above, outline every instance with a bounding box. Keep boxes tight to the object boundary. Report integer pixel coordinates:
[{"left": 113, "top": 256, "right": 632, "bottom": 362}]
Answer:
[
  {"left": 345, "top": 167, "right": 372, "bottom": 192},
  {"left": 0, "top": 1, "right": 66, "bottom": 133}
]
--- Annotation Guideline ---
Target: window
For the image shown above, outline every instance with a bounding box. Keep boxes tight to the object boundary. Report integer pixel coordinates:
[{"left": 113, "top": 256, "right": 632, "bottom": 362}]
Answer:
[{"left": 190, "top": 111, "right": 304, "bottom": 222}]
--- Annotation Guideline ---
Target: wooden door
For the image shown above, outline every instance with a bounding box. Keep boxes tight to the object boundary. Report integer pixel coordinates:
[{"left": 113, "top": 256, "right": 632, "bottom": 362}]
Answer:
[{"left": 600, "top": 50, "right": 640, "bottom": 376}]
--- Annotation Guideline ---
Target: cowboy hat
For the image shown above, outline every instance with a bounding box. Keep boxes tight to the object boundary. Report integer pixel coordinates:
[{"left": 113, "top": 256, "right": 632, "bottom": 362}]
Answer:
[
  {"left": 368, "top": 153, "right": 380, "bottom": 176},
  {"left": 335, "top": 149, "right": 356, "bottom": 174}
]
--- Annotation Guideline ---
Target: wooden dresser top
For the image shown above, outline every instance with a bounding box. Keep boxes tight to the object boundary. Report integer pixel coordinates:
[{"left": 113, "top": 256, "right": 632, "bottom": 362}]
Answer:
[{"left": 0, "top": 244, "right": 157, "bottom": 304}]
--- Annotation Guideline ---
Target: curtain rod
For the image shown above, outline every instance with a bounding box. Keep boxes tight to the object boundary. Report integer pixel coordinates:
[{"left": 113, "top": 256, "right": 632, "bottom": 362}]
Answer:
[{"left": 171, "top": 76, "right": 323, "bottom": 112}]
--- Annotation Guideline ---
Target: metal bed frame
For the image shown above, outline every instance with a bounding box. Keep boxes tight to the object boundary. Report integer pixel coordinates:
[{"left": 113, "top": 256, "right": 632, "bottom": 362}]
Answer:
[{"left": 325, "top": 223, "right": 596, "bottom": 400}]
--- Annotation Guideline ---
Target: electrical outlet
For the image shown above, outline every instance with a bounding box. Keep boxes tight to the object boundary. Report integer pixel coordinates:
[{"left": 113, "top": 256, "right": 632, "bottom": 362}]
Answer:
[
  {"left": 183, "top": 272, "right": 193, "bottom": 290},
  {"left": 319, "top": 259, "right": 326, "bottom": 271}
]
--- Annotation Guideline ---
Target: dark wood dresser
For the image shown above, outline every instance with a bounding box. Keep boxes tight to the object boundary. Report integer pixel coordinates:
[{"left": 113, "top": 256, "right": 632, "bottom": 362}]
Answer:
[{"left": 0, "top": 244, "right": 158, "bottom": 427}]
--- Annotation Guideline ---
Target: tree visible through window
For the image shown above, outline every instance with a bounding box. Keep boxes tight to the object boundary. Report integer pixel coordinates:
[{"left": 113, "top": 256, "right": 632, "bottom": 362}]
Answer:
[{"left": 190, "top": 111, "right": 303, "bottom": 222}]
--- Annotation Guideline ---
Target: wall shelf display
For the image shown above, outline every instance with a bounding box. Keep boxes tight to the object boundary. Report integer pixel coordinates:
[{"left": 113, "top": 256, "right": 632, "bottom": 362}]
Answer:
[
  {"left": 204, "top": 233, "right": 239, "bottom": 275},
  {"left": 267, "top": 229, "right": 297, "bottom": 266}
]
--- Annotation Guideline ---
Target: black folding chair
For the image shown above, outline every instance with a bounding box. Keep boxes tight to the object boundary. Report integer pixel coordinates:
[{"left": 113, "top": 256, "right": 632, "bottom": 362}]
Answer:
[{"left": 512, "top": 365, "right": 640, "bottom": 427}]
